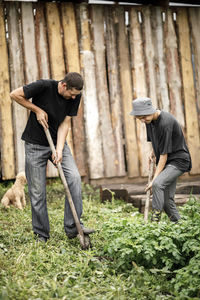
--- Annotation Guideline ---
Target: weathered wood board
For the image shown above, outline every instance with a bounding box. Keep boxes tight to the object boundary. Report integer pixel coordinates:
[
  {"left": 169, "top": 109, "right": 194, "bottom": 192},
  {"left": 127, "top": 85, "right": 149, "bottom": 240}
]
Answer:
[
  {"left": 105, "top": 7, "right": 126, "bottom": 177},
  {"left": 152, "top": 7, "right": 170, "bottom": 112},
  {"left": 61, "top": 2, "right": 87, "bottom": 177},
  {"left": 115, "top": 6, "right": 139, "bottom": 178},
  {"left": 164, "top": 9, "right": 185, "bottom": 128},
  {"left": 177, "top": 8, "right": 200, "bottom": 174},
  {"left": 0, "top": 3, "right": 15, "bottom": 179},
  {"left": 21, "top": 2, "right": 39, "bottom": 84},
  {"left": 91, "top": 5, "right": 118, "bottom": 178},
  {"left": 78, "top": 3, "right": 104, "bottom": 179},
  {"left": 129, "top": 8, "right": 151, "bottom": 177},
  {"left": 6, "top": 2, "right": 27, "bottom": 174},
  {"left": 189, "top": 8, "right": 200, "bottom": 125}
]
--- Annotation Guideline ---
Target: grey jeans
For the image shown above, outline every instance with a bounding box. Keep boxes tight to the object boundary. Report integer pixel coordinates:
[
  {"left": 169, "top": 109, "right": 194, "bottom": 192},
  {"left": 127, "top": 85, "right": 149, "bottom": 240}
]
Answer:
[
  {"left": 152, "top": 164, "right": 183, "bottom": 222},
  {"left": 25, "top": 142, "right": 83, "bottom": 239}
]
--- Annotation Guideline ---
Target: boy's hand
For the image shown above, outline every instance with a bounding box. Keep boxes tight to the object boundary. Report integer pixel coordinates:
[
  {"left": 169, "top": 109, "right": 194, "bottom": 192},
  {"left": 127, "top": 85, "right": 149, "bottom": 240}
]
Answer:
[
  {"left": 36, "top": 109, "right": 48, "bottom": 129},
  {"left": 52, "top": 149, "right": 63, "bottom": 165}
]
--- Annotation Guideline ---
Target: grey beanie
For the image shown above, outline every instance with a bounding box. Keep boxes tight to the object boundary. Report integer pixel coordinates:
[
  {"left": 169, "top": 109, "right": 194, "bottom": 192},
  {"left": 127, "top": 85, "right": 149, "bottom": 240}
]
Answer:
[{"left": 130, "top": 97, "right": 156, "bottom": 116}]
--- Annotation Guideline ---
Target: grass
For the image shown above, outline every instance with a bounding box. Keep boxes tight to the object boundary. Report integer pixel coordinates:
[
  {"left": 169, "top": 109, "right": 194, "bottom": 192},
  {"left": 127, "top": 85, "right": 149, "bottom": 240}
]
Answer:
[{"left": 0, "top": 179, "right": 199, "bottom": 299}]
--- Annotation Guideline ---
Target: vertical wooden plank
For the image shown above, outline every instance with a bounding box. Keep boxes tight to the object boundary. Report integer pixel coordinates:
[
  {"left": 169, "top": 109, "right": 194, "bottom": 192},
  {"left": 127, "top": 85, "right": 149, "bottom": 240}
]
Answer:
[
  {"left": 177, "top": 8, "right": 200, "bottom": 174},
  {"left": 91, "top": 5, "right": 118, "bottom": 178},
  {"left": 189, "top": 8, "right": 200, "bottom": 125},
  {"left": 152, "top": 7, "right": 170, "bottom": 112},
  {"left": 129, "top": 8, "right": 151, "bottom": 177},
  {"left": 35, "top": 3, "right": 58, "bottom": 178},
  {"left": 78, "top": 3, "right": 104, "bottom": 179},
  {"left": 6, "top": 2, "right": 27, "bottom": 174},
  {"left": 115, "top": 6, "right": 139, "bottom": 177},
  {"left": 0, "top": 3, "right": 15, "bottom": 179},
  {"left": 35, "top": 2, "right": 50, "bottom": 79},
  {"left": 61, "top": 2, "right": 87, "bottom": 177},
  {"left": 164, "top": 9, "right": 185, "bottom": 128},
  {"left": 142, "top": 7, "right": 158, "bottom": 109},
  {"left": 105, "top": 7, "right": 126, "bottom": 177},
  {"left": 45, "top": 2, "right": 73, "bottom": 155},
  {"left": 21, "top": 2, "right": 38, "bottom": 84}
]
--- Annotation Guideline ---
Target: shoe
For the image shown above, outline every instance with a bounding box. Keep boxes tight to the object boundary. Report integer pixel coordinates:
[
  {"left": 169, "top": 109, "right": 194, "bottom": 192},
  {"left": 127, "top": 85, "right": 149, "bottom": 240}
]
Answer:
[
  {"left": 66, "top": 227, "right": 95, "bottom": 239},
  {"left": 36, "top": 235, "right": 47, "bottom": 243},
  {"left": 151, "top": 209, "right": 162, "bottom": 222}
]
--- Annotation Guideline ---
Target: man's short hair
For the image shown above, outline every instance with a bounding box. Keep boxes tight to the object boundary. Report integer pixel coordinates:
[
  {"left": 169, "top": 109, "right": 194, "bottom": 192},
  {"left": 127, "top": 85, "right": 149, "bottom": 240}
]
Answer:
[{"left": 62, "top": 72, "right": 83, "bottom": 90}]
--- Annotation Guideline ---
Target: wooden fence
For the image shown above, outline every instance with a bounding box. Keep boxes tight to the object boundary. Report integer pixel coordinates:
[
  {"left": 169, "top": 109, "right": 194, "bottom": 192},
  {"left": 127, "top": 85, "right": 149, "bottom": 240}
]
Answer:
[{"left": 0, "top": 2, "right": 200, "bottom": 182}]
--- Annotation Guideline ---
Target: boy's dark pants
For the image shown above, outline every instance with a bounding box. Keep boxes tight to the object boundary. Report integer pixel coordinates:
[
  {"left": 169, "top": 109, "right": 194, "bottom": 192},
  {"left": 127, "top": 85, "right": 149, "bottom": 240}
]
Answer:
[{"left": 152, "top": 164, "right": 183, "bottom": 222}]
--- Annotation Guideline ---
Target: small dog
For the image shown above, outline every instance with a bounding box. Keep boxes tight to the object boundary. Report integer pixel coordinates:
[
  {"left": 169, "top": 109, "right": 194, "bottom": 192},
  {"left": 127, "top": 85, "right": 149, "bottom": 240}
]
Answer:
[{"left": 1, "top": 171, "right": 27, "bottom": 210}]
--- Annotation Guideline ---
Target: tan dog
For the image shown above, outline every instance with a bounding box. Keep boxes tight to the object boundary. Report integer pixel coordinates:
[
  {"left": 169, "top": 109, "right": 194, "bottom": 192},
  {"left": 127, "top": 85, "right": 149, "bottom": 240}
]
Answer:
[{"left": 1, "top": 171, "right": 27, "bottom": 210}]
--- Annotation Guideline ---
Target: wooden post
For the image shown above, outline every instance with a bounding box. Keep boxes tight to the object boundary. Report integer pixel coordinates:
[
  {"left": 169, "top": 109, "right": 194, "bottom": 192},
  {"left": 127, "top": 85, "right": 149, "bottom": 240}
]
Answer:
[
  {"left": 177, "top": 8, "right": 200, "bottom": 174},
  {"left": 164, "top": 9, "right": 185, "bottom": 128},
  {"left": 35, "top": 3, "right": 58, "bottom": 178},
  {"left": 105, "top": 7, "right": 126, "bottom": 177},
  {"left": 129, "top": 8, "right": 151, "bottom": 177},
  {"left": 78, "top": 3, "right": 104, "bottom": 179},
  {"left": 6, "top": 2, "right": 27, "bottom": 174},
  {"left": 46, "top": 2, "right": 73, "bottom": 155},
  {"left": 115, "top": 6, "right": 139, "bottom": 178},
  {"left": 91, "top": 5, "right": 118, "bottom": 178},
  {"left": 0, "top": 3, "right": 15, "bottom": 179},
  {"left": 61, "top": 2, "right": 87, "bottom": 177}
]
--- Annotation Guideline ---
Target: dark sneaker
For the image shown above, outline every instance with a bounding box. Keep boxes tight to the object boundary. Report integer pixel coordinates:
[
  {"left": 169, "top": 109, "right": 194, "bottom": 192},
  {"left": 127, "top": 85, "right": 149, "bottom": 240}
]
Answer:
[
  {"left": 151, "top": 209, "right": 162, "bottom": 222},
  {"left": 66, "top": 227, "right": 95, "bottom": 239},
  {"left": 36, "top": 235, "right": 47, "bottom": 243}
]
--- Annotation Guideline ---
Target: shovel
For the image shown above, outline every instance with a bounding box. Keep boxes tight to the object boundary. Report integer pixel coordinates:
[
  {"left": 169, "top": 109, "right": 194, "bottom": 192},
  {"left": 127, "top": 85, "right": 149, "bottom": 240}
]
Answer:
[
  {"left": 44, "top": 128, "right": 90, "bottom": 249},
  {"left": 144, "top": 159, "right": 154, "bottom": 223}
]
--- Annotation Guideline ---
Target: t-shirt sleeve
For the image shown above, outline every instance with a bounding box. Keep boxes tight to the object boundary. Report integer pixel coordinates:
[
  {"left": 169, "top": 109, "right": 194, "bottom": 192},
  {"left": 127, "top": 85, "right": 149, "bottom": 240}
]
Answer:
[
  {"left": 158, "top": 126, "right": 173, "bottom": 154},
  {"left": 23, "top": 80, "right": 46, "bottom": 99},
  {"left": 68, "top": 94, "right": 81, "bottom": 116}
]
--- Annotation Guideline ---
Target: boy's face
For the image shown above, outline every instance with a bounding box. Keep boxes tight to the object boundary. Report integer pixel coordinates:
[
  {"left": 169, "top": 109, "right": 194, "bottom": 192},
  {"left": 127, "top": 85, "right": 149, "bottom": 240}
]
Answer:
[
  {"left": 59, "top": 82, "right": 81, "bottom": 99},
  {"left": 135, "top": 114, "right": 154, "bottom": 124}
]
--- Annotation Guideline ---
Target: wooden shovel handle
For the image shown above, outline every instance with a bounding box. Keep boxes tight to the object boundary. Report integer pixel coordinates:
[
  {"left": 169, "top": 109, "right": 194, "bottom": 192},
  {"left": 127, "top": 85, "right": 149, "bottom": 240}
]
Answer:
[{"left": 144, "top": 159, "right": 154, "bottom": 222}]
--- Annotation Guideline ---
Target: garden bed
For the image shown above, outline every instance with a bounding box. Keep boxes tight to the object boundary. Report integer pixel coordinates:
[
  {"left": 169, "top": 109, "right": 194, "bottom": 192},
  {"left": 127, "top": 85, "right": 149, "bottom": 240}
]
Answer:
[{"left": 0, "top": 179, "right": 200, "bottom": 299}]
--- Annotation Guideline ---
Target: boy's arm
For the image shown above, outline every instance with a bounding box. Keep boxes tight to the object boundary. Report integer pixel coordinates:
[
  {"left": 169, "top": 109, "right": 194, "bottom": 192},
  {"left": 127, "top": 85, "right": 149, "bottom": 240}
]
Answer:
[
  {"left": 145, "top": 154, "right": 167, "bottom": 192},
  {"left": 53, "top": 116, "right": 71, "bottom": 164},
  {"left": 10, "top": 87, "right": 48, "bottom": 128}
]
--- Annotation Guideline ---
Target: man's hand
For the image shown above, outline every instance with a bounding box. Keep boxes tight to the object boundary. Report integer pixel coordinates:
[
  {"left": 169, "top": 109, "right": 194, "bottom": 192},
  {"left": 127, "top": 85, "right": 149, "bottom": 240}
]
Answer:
[
  {"left": 145, "top": 181, "right": 153, "bottom": 193},
  {"left": 52, "top": 149, "right": 63, "bottom": 165},
  {"left": 148, "top": 151, "right": 155, "bottom": 168},
  {"left": 36, "top": 109, "right": 49, "bottom": 129}
]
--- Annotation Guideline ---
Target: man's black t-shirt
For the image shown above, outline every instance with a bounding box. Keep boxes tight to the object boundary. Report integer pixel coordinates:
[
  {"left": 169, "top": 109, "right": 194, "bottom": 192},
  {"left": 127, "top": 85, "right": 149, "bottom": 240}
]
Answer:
[
  {"left": 22, "top": 79, "right": 81, "bottom": 146},
  {"left": 146, "top": 111, "right": 192, "bottom": 172}
]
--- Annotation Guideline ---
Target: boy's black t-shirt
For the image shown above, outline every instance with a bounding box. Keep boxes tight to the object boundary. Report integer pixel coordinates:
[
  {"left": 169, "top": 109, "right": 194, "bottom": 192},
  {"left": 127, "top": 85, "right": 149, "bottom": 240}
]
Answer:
[
  {"left": 22, "top": 79, "right": 81, "bottom": 146},
  {"left": 146, "top": 111, "right": 192, "bottom": 172}
]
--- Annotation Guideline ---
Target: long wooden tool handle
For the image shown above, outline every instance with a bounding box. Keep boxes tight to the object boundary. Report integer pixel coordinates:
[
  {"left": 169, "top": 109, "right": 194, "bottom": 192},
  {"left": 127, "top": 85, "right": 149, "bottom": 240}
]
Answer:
[
  {"left": 144, "top": 159, "right": 154, "bottom": 222},
  {"left": 44, "top": 128, "right": 84, "bottom": 237}
]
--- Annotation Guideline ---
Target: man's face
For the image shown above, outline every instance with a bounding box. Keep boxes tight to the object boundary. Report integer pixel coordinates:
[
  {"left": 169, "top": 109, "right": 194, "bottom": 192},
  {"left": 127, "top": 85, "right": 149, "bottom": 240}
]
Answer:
[
  {"left": 59, "top": 82, "right": 81, "bottom": 99},
  {"left": 135, "top": 114, "right": 154, "bottom": 124}
]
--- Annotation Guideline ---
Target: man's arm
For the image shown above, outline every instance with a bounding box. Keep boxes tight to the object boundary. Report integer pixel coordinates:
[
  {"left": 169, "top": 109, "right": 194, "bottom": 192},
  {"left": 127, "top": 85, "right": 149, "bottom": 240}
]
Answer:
[
  {"left": 53, "top": 116, "right": 71, "bottom": 164},
  {"left": 10, "top": 87, "right": 48, "bottom": 128},
  {"left": 145, "top": 154, "right": 167, "bottom": 192}
]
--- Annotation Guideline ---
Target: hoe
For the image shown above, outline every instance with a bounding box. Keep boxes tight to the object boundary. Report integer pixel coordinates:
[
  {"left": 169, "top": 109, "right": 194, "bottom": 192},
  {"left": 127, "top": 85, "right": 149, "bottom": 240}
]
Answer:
[{"left": 44, "top": 128, "right": 91, "bottom": 250}]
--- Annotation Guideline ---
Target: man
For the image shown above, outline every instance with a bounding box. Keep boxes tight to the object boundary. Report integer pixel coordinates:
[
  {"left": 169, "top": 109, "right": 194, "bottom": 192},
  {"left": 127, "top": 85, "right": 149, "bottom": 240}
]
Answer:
[
  {"left": 130, "top": 97, "right": 192, "bottom": 222},
  {"left": 10, "top": 72, "right": 94, "bottom": 242}
]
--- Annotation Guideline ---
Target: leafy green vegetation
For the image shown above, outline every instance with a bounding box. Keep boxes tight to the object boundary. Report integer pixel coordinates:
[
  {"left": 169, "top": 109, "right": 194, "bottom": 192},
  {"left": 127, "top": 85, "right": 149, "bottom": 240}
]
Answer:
[{"left": 0, "top": 179, "right": 200, "bottom": 299}]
